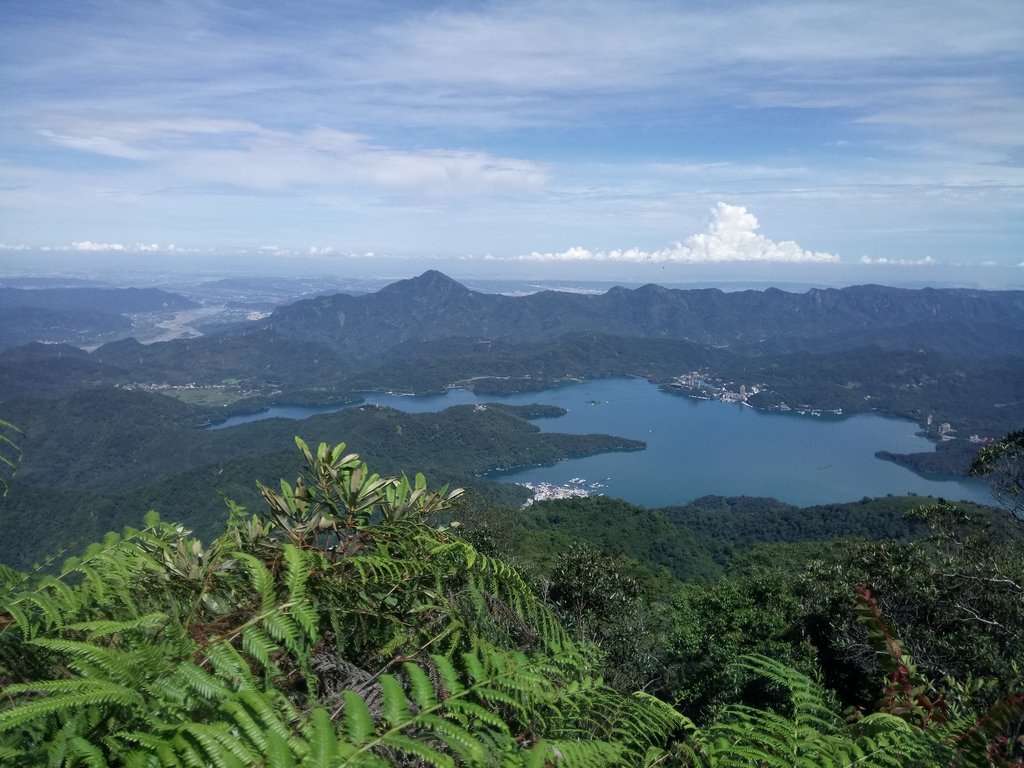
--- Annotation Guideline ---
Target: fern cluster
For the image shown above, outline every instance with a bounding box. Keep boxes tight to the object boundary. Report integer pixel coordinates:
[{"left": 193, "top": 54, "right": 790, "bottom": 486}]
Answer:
[
  {"left": 1, "top": 437, "right": 1018, "bottom": 766},
  {"left": 0, "top": 439, "right": 678, "bottom": 766}
]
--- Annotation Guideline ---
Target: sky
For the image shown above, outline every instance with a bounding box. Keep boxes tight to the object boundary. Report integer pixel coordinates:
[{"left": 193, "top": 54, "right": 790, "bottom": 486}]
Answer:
[{"left": 1, "top": 0, "right": 1022, "bottom": 287}]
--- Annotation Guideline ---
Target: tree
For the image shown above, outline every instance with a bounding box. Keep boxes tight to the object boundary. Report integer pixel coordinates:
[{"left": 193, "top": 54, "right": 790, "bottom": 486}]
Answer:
[
  {"left": 0, "top": 417, "right": 22, "bottom": 496},
  {"left": 970, "top": 429, "right": 1024, "bottom": 519}
]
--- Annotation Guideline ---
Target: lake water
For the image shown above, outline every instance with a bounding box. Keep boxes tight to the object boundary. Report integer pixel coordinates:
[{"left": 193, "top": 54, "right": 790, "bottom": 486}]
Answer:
[{"left": 211, "top": 378, "right": 993, "bottom": 508}]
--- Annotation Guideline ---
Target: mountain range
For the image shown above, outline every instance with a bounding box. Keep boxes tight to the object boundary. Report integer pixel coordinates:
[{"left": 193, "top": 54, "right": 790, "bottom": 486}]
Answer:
[
  {"left": 264, "top": 270, "right": 1024, "bottom": 360},
  {"left": 1, "top": 271, "right": 1022, "bottom": 446}
]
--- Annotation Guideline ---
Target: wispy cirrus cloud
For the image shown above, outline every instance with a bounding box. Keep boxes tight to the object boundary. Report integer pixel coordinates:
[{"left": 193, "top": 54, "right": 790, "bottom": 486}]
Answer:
[{"left": 36, "top": 119, "right": 547, "bottom": 197}]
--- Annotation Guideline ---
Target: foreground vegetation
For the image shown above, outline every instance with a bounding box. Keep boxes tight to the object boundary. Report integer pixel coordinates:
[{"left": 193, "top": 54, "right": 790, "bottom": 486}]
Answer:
[{"left": 2, "top": 437, "right": 1022, "bottom": 766}]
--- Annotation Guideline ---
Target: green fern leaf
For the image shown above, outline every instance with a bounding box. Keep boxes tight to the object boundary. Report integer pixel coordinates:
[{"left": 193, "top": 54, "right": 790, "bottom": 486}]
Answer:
[
  {"left": 65, "top": 734, "right": 112, "bottom": 768},
  {"left": 442, "top": 699, "right": 511, "bottom": 734},
  {"left": 425, "top": 654, "right": 460, "bottom": 698},
  {"left": 342, "top": 689, "right": 375, "bottom": 744},
  {"left": 176, "top": 659, "right": 228, "bottom": 701},
  {"left": 378, "top": 732, "right": 454, "bottom": 768},
  {"left": 60, "top": 612, "right": 169, "bottom": 638},
  {"left": 263, "top": 728, "right": 297, "bottom": 768},
  {"left": 379, "top": 674, "right": 411, "bottom": 728},
  {"left": 403, "top": 661, "right": 438, "bottom": 711},
  {"left": 241, "top": 625, "right": 278, "bottom": 673},
  {"left": 290, "top": 596, "right": 319, "bottom": 642},
  {"left": 283, "top": 545, "right": 311, "bottom": 600},
  {"left": 237, "top": 553, "right": 276, "bottom": 612},
  {"left": 235, "top": 689, "right": 298, "bottom": 748},
  {"left": 418, "top": 714, "right": 486, "bottom": 764},
  {"left": 206, "top": 639, "right": 258, "bottom": 690},
  {"left": 0, "top": 681, "right": 142, "bottom": 733},
  {"left": 219, "top": 697, "right": 272, "bottom": 755},
  {"left": 302, "top": 708, "right": 341, "bottom": 768},
  {"left": 263, "top": 610, "right": 302, "bottom": 656},
  {"left": 178, "top": 722, "right": 253, "bottom": 768}
]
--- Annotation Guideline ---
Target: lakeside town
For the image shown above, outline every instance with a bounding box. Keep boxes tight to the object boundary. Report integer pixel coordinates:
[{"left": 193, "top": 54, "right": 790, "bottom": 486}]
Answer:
[
  {"left": 664, "top": 370, "right": 995, "bottom": 445},
  {"left": 664, "top": 370, "right": 843, "bottom": 416},
  {"left": 518, "top": 477, "right": 607, "bottom": 506}
]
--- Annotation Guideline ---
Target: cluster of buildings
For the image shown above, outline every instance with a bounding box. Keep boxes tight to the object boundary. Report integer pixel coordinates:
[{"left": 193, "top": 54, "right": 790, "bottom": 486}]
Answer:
[
  {"left": 666, "top": 371, "right": 760, "bottom": 404},
  {"left": 518, "top": 478, "right": 606, "bottom": 506}
]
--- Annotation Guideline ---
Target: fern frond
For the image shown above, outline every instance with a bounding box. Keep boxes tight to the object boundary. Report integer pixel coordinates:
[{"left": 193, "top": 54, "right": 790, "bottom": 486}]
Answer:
[
  {"left": 60, "top": 612, "right": 169, "bottom": 638},
  {"left": 302, "top": 708, "right": 341, "bottom": 768},
  {"left": 27, "top": 638, "right": 151, "bottom": 687},
  {"left": 404, "top": 660, "right": 439, "bottom": 711},
  {"left": 379, "top": 673, "right": 412, "bottom": 728},
  {"left": 341, "top": 689, "right": 375, "bottom": 744},
  {"left": 0, "top": 680, "right": 142, "bottom": 733},
  {"left": 241, "top": 625, "right": 280, "bottom": 675},
  {"left": 377, "top": 732, "right": 455, "bottom": 767}
]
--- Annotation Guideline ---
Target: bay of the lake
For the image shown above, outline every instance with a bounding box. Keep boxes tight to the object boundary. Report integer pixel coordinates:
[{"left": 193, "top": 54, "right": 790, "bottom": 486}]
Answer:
[{"left": 211, "top": 378, "right": 992, "bottom": 508}]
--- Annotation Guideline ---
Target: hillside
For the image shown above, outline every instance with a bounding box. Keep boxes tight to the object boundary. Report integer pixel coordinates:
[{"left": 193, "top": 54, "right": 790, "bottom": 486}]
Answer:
[
  {"left": 0, "top": 286, "right": 200, "bottom": 350},
  {"left": 265, "top": 271, "right": 1024, "bottom": 360},
  {"left": 0, "top": 286, "right": 198, "bottom": 314}
]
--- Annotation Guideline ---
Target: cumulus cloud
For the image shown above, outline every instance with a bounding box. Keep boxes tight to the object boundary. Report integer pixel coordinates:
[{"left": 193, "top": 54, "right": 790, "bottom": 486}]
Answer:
[
  {"left": 518, "top": 203, "right": 838, "bottom": 264},
  {"left": 859, "top": 255, "right": 937, "bottom": 266},
  {"left": 71, "top": 241, "right": 126, "bottom": 251}
]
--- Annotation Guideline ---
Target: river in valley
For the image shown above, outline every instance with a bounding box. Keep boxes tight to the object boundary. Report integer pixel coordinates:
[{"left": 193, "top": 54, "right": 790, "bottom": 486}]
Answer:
[{"left": 209, "top": 378, "right": 992, "bottom": 508}]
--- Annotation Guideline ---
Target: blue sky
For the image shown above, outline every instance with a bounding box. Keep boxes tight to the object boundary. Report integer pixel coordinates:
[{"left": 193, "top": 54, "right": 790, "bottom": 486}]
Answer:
[{"left": 1, "top": 0, "right": 1022, "bottom": 286}]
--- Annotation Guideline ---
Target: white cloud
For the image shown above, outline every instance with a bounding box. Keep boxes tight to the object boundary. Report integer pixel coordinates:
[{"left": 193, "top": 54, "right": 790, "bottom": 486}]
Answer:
[
  {"left": 37, "top": 119, "right": 547, "bottom": 197},
  {"left": 859, "top": 255, "right": 937, "bottom": 266},
  {"left": 6, "top": 241, "right": 199, "bottom": 254},
  {"left": 517, "top": 203, "right": 839, "bottom": 264},
  {"left": 71, "top": 241, "right": 126, "bottom": 251}
]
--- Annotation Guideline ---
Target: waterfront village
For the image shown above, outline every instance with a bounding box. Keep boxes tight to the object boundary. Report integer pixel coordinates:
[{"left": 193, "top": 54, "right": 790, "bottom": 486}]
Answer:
[
  {"left": 664, "top": 370, "right": 844, "bottom": 416},
  {"left": 518, "top": 478, "right": 608, "bottom": 506},
  {"left": 666, "top": 370, "right": 993, "bottom": 445}
]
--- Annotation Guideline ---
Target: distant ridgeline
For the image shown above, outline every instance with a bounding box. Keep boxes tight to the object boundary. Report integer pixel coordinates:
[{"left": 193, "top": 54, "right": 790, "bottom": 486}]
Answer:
[
  {"left": 2, "top": 270, "right": 1021, "bottom": 429},
  {"left": 0, "top": 271, "right": 1022, "bottom": 560},
  {"left": 0, "top": 286, "right": 198, "bottom": 350}
]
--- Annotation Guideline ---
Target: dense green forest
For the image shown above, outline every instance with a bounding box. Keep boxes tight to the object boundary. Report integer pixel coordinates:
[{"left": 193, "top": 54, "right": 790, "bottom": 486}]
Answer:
[
  {"left": 2, "top": 435, "right": 1022, "bottom": 765},
  {"left": 0, "top": 389, "right": 647, "bottom": 570}
]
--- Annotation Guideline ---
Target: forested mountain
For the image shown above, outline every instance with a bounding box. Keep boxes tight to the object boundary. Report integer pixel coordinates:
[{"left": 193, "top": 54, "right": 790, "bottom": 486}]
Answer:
[
  {"left": 0, "top": 286, "right": 198, "bottom": 314},
  {"left": 265, "top": 271, "right": 1024, "bottom": 360},
  {"left": 0, "top": 389, "right": 641, "bottom": 569},
  {"left": 0, "top": 287, "right": 199, "bottom": 350},
  {"left": 2, "top": 272, "right": 1022, "bottom": 445}
]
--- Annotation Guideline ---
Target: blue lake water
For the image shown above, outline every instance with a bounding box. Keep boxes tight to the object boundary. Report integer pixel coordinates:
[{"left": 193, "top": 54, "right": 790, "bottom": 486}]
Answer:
[{"left": 210, "top": 378, "right": 992, "bottom": 508}]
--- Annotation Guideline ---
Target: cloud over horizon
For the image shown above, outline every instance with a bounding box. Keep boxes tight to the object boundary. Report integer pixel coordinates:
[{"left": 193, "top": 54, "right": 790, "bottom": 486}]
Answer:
[
  {"left": 517, "top": 203, "right": 840, "bottom": 264},
  {"left": 1, "top": 1, "right": 1021, "bottom": 282}
]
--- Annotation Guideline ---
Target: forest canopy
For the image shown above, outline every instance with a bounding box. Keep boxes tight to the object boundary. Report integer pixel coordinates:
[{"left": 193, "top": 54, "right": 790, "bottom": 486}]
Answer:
[{"left": 1, "top": 436, "right": 1022, "bottom": 766}]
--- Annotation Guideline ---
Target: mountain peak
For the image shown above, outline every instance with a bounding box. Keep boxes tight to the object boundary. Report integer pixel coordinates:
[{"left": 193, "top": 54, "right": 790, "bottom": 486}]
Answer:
[{"left": 379, "top": 270, "right": 472, "bottom": 297}]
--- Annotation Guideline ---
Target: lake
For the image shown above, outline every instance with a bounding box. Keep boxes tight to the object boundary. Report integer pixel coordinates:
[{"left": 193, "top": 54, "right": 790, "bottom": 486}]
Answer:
[{"left": 211, "top": 378, "right": 993, "bottom": 508}]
